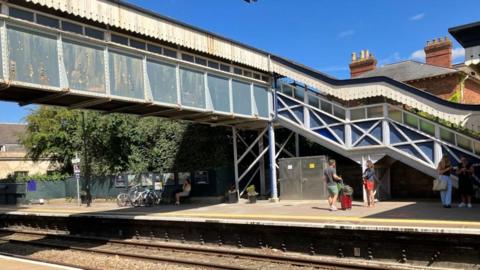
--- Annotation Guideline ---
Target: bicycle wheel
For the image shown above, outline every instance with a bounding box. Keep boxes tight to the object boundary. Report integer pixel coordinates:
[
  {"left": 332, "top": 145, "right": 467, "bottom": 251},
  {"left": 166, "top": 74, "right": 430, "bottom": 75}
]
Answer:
[
  {"left": 131, "top": 193, "right": 141, "bottom": 207},
  {"left": 145, "top": 193, "right": 154, "bottom": 207},
  {"left": 116, "top": 193, "right": 128, "bottom": 207}
]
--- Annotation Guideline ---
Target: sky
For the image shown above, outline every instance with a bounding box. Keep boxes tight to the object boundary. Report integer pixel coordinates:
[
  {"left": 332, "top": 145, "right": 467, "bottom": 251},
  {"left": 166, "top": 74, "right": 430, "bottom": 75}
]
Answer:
[{"left": 1, "top": 0, "right": 480, "bottom": 123}]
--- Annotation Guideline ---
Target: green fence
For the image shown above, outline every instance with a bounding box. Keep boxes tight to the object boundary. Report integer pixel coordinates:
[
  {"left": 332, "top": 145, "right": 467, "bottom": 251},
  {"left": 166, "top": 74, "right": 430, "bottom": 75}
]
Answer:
[{"left": 1, "top": 166, "right": 234, "bottom": 204}]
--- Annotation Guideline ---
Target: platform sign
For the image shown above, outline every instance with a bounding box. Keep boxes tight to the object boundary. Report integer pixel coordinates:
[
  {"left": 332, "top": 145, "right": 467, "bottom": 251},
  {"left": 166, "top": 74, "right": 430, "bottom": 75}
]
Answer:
[
  {"left": 154, "top": 181, "right": 163, "bottom": 191},
  {"left": 73, "top": 164, "right": 81, "bottom": 174},
  {"left": 71, "top": 157, "right": 81, "bottom": 206},
  {"left": 115, "top": 174, "right": 126, "bottom": 188},
  {"left": 27, "top": 180, "right": 37, "bottom": 192},
  {"left": 141, "top": 173, "right": 153, "bottom": 186},
  {"left": 194, "top": 171, "right": 209, "bottom": 185}
]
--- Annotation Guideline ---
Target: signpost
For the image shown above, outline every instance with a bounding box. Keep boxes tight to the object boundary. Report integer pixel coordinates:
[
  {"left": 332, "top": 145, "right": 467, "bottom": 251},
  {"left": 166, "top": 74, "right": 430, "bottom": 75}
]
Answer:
[{"left": 72, "top": 156, "right": 81, "bottom": 206}]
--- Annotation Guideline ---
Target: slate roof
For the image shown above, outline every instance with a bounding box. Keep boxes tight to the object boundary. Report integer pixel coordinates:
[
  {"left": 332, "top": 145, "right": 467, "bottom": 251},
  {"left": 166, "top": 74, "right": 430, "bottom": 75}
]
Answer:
[
  {"left": 0, "top": 124, "right": 26, "bottom": 145},
  {"left": 357, "top": 60, "right": 458, "bottom": 82}
]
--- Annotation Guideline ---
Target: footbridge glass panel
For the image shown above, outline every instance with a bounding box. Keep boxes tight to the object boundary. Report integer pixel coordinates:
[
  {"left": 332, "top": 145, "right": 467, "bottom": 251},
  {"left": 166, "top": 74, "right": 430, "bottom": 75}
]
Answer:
[
  {"left": 147, "top": 59, "right": 177, "bottom": 104},
  {"left": 62, "top": 40, "right": 105, "bottom": 93},
  {"left": 254, "top": 85, "right": 269, "bottom": 118},
  {"left": 207, "top": 74, "right": 230, "bottom": 113},
  {"left": 180, "top": 67, "right": 205, "bottom": 109},
  {"left": 232, "top": 80, "right": 252, "bottom": 116},
  {"left": 108, "top": 51, "right": 144, "bottom": 100},
  {"left": 7, "top": 25, "right": 58, "bottom": 86}
]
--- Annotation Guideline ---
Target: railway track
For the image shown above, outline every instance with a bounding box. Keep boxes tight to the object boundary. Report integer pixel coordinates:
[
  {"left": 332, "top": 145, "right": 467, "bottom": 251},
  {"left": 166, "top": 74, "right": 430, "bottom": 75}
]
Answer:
[{"left": 0, "top": 229, "right": 446, "bottom": 270}]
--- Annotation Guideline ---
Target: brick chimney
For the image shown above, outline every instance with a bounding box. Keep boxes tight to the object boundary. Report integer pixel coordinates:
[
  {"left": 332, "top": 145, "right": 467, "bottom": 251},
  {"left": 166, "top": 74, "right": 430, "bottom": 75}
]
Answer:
[
  {"left": 424, "top": 37, "right": 452, "bottom": 68},
  {"left": 349, "top": 50, "right": 377, "bottom": 78}
]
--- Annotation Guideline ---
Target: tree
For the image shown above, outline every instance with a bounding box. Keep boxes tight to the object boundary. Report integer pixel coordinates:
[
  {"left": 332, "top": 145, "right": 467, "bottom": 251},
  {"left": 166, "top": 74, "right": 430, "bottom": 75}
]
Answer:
[{"left": 21, "top": 106, "right": 233, "bottom": 178}]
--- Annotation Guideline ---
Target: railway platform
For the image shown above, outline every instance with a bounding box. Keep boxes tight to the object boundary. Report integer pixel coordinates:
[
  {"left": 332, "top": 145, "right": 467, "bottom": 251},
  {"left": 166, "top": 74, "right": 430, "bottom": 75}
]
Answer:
[
  {"left": 1, "top": 200, "right": 479, "bottom": 268},
  {"left": 0, "top": 254, "right": 81, "bottom": 270},
  {"left": 0, "top": 199, "right": 479, "bottom": 234}
]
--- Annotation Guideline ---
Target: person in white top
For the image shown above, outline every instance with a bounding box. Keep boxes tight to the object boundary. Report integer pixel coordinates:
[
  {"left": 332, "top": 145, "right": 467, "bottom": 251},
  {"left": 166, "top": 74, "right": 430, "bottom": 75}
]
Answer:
[{"left": 175, "top": 178, "right": 191, "bottom": 205}]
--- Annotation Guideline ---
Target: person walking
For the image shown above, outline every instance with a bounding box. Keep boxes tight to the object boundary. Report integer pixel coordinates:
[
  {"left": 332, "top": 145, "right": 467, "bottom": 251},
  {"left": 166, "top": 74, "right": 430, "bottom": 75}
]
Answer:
[
  {"left": 363, "top": 160, "right": 377, "bottom": 207},
  {"left": 437, "top": 154, "right": 453, "bottom": 208},
  {"left": 457, "top": 156, "right": 474, "bottom": 208},
  {"left": 324, "top": 159, "right": 343, "bottom": 211}
]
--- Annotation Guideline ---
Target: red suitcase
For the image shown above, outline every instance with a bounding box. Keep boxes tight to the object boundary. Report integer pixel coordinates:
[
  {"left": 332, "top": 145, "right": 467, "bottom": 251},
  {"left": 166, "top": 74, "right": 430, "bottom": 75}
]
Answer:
[{"left": 340, "top": 195, "right": 352, "bottom": 210}]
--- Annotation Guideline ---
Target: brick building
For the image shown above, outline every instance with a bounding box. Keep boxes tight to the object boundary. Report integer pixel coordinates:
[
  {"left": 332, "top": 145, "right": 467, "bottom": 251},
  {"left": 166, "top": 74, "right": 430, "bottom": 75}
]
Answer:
[
  {"left": 0, "top": 124, "right": 52, "bottom": 180},
  {"left": 349, "top": 38, "right": 480, "bottom": 104}
]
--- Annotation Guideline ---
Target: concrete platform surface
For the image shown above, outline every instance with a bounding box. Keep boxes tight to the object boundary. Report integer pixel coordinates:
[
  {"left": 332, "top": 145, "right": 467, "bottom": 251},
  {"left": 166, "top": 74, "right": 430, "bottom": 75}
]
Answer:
[
  {"left": 1, "top": 200, "right": 479, "bottom": 234},
  {"left": 0, "top": 254, "right": 81, "bottom": 270}
]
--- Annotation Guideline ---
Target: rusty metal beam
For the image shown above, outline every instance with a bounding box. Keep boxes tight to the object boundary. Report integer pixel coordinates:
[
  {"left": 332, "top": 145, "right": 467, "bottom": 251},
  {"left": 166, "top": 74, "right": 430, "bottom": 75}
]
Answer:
[
  {"left": 169, "top": 111, "right": 213, "bottom": 120},
  {"left": 140, "top": 108, "right": 181, "bottom": 117},
  {"left": 104, "top": 102, "right": 154, "bottom": 114},
  {"left": 68, "top": 98, "right": 112, "bottom": 110},
  {"left": 19, "top": 90, "right": 70, "bottom": 106}
]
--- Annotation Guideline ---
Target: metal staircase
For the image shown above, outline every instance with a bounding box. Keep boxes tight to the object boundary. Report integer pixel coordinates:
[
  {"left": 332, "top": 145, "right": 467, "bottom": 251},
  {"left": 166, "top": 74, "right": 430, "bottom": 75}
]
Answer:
[{"left": 275, "top": 82, "right": 480, "bottom": 177}]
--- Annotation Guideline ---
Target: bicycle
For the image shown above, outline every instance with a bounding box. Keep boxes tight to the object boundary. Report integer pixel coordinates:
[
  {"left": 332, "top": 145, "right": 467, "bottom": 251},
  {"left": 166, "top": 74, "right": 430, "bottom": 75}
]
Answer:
[{"left": 116, "top": 184, "right": 142, "bottom": 207}]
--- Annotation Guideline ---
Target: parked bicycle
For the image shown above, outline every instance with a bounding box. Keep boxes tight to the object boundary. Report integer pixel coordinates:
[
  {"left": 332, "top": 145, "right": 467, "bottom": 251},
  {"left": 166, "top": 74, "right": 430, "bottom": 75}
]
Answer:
[
  {"left": 116, "top": 184, "right": 141, "bottom": 207},
  {"left": 116, "top": 185, "right": 163, "bottom": 207}
]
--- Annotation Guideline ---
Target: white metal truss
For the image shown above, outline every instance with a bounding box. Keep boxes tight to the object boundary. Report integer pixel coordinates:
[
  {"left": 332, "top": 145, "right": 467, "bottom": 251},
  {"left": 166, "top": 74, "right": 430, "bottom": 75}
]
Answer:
[
  {"left": 275, "top": 85, "right": 480, "bottom": 179},
  {"left": 232, "top": 126, "right": 300, "bottom": 198}
]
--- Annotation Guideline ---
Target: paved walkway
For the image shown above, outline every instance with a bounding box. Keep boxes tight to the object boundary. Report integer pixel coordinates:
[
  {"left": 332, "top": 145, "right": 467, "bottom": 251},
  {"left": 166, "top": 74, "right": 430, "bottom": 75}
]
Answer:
[
  {"left": 0, "top": 255, "right": 81, "bottom": 270},
  {"left": 1, "top": 200, "right": 479, "bottom": 233}
]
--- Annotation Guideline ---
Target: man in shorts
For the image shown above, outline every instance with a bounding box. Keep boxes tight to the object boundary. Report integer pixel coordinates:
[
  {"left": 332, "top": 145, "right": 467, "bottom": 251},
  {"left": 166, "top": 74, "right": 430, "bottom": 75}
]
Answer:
[{"left": 324, "top": 159, "right": 343, "bottom": 211}]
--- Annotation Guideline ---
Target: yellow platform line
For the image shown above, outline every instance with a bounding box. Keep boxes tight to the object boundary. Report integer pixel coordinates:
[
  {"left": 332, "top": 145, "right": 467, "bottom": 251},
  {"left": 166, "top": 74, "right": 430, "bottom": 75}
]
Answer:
[
  {"left": 159, "top": 212, "right": 480, "bottom": 227},
  {"left": 1, "top": 208, "right": 479, "bottom": 227}
]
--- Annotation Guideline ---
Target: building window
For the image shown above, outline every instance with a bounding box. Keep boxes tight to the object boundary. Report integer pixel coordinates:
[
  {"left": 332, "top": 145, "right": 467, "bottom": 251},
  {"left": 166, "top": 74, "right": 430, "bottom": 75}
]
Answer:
[
  {"left": 220, "top": 64, "right": 230, "bottom": 72},
  {"left": 129, "top": 39, "right": 146, "bottom": 50},
  {"left": 36, "top": 14, "right": 59, "bottom": 29},
  {"left": 182, "top": 54, "right": 194, "bottom": 62},
  {"left": 62, "top": 21, "right": 83, "bottom": 34},
  {"left": 147, "top": 44, "right": 162, "bottom": 54},
  {"left": 85, "top": 27, "right": 104, "bottom": 40},
  {"left": 163, "top": 48, "right": 177, "bottom": 58},
  {"left": 111, "top": 34, "right": 128, "bottom": 46},
  {"left": 9, "top": 7, "right": 34, "bottom": 22},
  {"left": 233, "top": 67, "right": 242, "bottom": 75},
  {"left": 195, "top": 57, "right": 207, "bottom": 66}
]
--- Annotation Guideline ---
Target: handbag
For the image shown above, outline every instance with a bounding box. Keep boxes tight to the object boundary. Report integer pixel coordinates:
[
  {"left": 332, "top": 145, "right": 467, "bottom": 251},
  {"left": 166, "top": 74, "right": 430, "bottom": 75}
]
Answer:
[{"left": 432, "top": 177, "right": 447, "bottom": 191}]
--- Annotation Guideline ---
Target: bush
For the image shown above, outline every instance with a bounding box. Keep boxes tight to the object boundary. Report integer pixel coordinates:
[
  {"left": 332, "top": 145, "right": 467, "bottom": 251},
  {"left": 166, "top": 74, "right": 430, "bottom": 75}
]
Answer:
[
  {"left": 246, "top": 185, "right": 257, "bottom": 196},
  {"left": 14, "top": 173, "right": 69, "bottom": 182}
]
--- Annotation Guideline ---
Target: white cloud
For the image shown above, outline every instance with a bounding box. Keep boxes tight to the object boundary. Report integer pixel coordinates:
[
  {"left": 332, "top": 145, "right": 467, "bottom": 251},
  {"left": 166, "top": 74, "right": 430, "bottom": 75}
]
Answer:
[
  {"left": 452, "top": 47, "right": 465, "bottom": 61},
  {"left": 409, "top": 13, "right": 425, "bottom": 21},
  {"left": 337, "top": 29, "right": 355, "bottom": 38},
  {"left": 410, "top": 49, "right": 425, "bottom": 61}
]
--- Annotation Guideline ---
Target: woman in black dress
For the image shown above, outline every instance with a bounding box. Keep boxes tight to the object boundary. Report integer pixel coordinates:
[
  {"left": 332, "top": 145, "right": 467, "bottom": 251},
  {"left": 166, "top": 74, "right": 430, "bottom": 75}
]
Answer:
[{"left": 458, "top": 156, "right": 474, "bottom": 208}]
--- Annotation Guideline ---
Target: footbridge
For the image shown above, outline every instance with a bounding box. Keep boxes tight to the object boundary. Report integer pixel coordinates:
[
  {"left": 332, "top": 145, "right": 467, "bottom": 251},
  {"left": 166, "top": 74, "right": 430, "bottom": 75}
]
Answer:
[{"left": 1, "top": 0, "right": 480, "bottom": 200}]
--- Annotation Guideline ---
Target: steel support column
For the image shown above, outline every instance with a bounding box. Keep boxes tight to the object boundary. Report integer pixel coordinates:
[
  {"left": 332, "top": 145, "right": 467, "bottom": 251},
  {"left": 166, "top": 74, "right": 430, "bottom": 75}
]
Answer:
[
  {"left": 232, "top": 127, "right": 240, "bottom": 201},
  {"left": 361, "top": 155, "right": 368, "bottom": 205},
  {"left": 434, "top": 125, "right": 443, "bottom": 167},
  {"left": 345, "top": 108, "right": 352, "bottom": 148},
  {"left": 382, "top": 103, "right": 390, "bottom": 145},
  {"left": 258, "top": 130, "right": 266, "bottom": 196},
  {"left": 268, "top": 122, "right": 279, "bottom": 202},
  {"left": 295, "top": 133, "right": 300, "bottom": 157}
]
